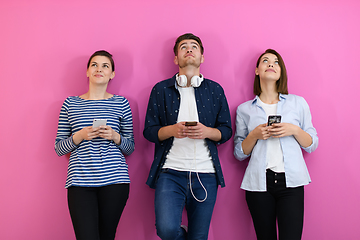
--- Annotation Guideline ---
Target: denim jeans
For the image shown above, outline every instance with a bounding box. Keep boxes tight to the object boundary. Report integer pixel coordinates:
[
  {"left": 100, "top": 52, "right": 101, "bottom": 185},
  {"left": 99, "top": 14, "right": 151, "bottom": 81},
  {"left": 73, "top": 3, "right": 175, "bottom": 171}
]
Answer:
[{"left": 155, "top": 169, "right": 218, "bottom": 240}]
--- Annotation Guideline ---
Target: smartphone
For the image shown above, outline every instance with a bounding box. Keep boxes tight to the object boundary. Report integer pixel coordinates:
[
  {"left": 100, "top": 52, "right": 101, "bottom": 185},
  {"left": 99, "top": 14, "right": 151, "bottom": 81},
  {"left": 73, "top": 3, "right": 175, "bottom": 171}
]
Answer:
[
  {"left": 185, "top": 121, "right": 197, "bottom": 126},
  {"left": 267, "top": 115, "right": 281, "bottom": 126},
  {"left": 92, "top": 119, "right": 107, "bottom": 128}
]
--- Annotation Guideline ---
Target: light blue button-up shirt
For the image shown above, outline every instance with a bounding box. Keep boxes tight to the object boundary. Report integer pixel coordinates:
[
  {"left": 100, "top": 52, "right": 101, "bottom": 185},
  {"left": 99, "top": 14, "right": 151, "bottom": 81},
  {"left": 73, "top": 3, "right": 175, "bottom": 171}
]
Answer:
[{"left": 234, "top": 94, "right": 318, "bottom": 191}]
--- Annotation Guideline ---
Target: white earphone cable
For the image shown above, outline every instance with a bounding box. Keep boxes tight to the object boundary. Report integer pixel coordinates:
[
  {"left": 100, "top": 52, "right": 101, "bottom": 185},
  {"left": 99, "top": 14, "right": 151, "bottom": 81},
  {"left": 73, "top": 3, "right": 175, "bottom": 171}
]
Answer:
[{"left": 189, "top": 139, "right": 208, "bottom": 203}]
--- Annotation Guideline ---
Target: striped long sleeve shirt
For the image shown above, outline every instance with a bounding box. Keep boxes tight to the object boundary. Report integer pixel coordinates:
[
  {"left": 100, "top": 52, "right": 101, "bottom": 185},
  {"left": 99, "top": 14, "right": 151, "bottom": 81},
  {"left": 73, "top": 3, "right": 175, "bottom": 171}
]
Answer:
[{"left": 55, "top": 95, "right": 135, "bottom": 188}]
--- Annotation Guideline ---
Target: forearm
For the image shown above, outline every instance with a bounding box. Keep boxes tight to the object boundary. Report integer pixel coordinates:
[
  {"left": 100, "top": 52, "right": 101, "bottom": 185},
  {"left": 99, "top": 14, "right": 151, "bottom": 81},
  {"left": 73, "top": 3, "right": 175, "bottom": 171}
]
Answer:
[
  {"left": 294, "top": 127, "right": 312, "bottom": 148},
  {"left": 117, "top": 134, "right": 135, "bottom": 155},
  {"left": 158, "top": 125, "right": 175, "bottom": 142},
  {"left": 55, "top": 136, "right": 77, "bottom": 156},
  {"left": 241, "top": 131, "right": 258, "bottom": 155},
  {"left": 205, "top": 127, "right": 222, "bottom": 142},
  {"left": 112, "top": 131, "right": 121, "bottom": 145},
  {"left": 72, "top": 131, "right": 84, "bottom": 146}
]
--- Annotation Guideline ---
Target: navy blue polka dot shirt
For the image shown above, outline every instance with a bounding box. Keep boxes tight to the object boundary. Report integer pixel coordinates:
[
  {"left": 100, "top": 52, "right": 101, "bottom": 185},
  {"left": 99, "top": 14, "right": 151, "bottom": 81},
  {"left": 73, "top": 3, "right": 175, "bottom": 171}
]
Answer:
[{"left": 143, "top": 74, "right": 232, "bottom": 188}]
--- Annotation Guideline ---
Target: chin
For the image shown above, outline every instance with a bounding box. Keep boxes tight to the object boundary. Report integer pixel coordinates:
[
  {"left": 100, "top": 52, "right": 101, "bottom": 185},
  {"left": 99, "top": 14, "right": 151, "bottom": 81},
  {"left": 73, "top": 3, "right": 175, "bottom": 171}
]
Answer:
[{"left": 181, "top": 62, "right": 201, "bottom": 69}]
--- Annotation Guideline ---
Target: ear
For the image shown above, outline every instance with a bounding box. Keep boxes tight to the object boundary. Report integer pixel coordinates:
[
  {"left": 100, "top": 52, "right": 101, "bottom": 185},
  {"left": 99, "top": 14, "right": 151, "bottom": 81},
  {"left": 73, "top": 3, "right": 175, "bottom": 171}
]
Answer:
[
  {"left": 110, "top": 71, "right": 115, "bottom": 80},
  {"left": 200, "top": 55, "right": 204, "bottom": 64},
  {"left": 255, "top": 68, "right": 259, "bottom": 75},
  {"left": 174, "top": 56, "right": 179, "bottom": 65},
  {"left": 86, "top": 69, "right": 90, "bottom": 78}
]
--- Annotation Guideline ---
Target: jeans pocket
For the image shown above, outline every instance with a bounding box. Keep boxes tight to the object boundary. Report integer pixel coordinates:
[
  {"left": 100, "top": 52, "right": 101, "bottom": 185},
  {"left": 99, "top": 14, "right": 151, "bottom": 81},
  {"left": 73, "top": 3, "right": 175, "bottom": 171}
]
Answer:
[
  {"left": 160, "top": 168, "right": 169, "bottom": 173},
  {"left": 206, "top": 173, "right": 216, "bottom": 178}
]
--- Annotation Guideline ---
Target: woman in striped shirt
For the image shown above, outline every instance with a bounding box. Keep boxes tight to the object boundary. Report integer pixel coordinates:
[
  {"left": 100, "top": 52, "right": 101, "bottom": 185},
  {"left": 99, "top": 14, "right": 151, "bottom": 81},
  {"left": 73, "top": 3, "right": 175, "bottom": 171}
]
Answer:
[{"left": 55, "top": 50, "right": 135, "bottom": 240}]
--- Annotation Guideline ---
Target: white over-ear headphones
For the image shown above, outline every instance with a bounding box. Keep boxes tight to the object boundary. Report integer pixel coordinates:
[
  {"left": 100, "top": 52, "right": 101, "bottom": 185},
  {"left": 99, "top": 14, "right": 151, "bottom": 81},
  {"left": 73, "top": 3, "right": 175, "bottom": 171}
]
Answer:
[{"left": 176, "top": 74, "right": 203, "bottom": 87}]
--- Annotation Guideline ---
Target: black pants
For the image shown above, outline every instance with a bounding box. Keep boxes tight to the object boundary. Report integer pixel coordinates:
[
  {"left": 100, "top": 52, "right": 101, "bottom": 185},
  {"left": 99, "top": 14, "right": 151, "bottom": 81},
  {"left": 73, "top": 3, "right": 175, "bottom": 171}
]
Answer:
[
  {"left": 246, "top": 170, "right": 304, "bottom": 240},
  {"left": 67, "top": 184, "right": 129, "bottom": 240}
]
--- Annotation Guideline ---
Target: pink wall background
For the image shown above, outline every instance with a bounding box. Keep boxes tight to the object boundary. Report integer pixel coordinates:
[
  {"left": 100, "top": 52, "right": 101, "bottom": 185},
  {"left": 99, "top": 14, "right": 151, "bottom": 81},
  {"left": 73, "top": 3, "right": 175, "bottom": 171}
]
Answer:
[{"left": 1, "top": 0, "right": 359, "bottom": 239}]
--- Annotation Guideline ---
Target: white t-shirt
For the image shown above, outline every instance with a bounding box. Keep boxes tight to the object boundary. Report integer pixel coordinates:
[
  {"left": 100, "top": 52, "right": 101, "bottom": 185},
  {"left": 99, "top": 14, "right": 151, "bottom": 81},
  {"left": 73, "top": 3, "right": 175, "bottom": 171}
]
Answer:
[
  {"left": 257, "top": 98, "right": 285, "bottom": 173},
  {"left": 163, "top": 86, "right": 215, "bottom": 173}
]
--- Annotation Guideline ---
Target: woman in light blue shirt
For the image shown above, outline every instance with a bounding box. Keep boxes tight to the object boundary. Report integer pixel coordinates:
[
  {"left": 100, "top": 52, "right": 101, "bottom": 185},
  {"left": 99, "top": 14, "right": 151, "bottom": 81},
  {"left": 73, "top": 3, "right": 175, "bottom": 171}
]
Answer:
[{"left": 234, "top": 49, "right": 318, "bottom": 240}]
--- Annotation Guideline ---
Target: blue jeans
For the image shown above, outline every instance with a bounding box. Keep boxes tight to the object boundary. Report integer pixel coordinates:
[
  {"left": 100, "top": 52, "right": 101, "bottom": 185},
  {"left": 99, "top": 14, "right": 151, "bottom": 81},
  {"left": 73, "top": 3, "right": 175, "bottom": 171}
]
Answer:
[{"left": 155, "top": 169, "right": 218, "bottom": 240}]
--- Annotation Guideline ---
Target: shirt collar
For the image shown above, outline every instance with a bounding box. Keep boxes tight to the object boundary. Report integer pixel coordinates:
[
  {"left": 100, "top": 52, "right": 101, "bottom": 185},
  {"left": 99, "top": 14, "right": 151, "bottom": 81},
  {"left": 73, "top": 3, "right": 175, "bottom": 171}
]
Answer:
[
  {"left": 252, "top": 93, "right": 287, "bottom": 104},
  {"left": 166, "top": 74, "right": 177, "bottom": 88}
]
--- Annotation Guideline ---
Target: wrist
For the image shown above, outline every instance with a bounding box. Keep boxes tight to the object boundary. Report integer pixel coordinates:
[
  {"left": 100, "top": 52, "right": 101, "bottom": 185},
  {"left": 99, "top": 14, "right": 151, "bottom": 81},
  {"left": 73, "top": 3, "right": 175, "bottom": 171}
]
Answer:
[
  {"left": 248, "top": 130, "right": 256, "bottom": 141},
  {"left": 113, "top": 131, "right": 121, "bottom": 145},
  {"left": 72, "top": 131, "right": 83, "bottom": 145},
  {"left": 292, "top": 125, "right": 301, "bottom": 137},
  {"left": 165, "top": 125, "right": 176, "bottom": 138}
]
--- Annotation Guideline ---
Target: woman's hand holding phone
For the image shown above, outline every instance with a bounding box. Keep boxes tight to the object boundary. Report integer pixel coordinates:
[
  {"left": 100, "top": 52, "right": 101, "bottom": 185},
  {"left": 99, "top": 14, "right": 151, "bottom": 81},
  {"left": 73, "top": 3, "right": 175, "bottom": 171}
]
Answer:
[{"left": 73, "top": 126, "right": 100, "bottom": 145}]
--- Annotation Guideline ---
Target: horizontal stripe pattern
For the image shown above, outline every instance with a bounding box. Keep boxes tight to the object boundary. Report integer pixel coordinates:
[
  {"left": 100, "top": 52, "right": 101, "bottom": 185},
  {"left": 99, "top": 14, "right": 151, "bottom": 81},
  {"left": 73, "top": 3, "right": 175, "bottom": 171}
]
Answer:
[{"left": 55, "top": 95, "right": 135, "bottom": 188}]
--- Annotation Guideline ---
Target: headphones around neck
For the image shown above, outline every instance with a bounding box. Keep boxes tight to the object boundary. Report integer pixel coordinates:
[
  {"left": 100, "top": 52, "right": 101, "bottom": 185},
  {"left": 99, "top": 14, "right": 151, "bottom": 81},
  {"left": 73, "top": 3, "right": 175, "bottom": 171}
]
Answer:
[{"left": 176, "top": 74, "right": 203, "bottom": 88}]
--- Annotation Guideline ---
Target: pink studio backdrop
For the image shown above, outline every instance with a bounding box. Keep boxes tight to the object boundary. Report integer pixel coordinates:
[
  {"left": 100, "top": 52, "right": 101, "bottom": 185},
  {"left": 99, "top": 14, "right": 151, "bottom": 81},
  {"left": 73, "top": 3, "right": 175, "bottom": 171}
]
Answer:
[{"left": 1, "top": 0, "right": 359, "bottom": 239}]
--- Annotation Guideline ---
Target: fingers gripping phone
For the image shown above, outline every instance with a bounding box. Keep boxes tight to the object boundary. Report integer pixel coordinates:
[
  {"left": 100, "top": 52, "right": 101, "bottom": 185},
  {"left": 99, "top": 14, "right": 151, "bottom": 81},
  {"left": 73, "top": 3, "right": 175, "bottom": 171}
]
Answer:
[
  {"left": 267, "top": 115, "right": 281, "bottom": 126},
  {"left": 185, "top": 121, "right": 197, "bottom": 126},
  {"left": 92, "top": 119, "right": 107, "bottom": 128}
]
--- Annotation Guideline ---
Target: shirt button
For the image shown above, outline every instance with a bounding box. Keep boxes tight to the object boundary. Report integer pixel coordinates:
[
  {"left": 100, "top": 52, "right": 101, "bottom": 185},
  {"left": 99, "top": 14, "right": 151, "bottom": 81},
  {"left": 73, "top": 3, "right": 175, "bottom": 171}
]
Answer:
[{"left": 275, "top": 180, "right": 277, "bottom": 183}]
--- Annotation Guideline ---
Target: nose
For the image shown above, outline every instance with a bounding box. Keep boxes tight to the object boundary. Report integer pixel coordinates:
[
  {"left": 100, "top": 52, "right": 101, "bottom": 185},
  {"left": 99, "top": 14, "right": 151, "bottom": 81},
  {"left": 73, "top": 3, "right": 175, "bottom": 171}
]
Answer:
[
  {"left": 186, "top": 46, "right": 192, "bottom": 53},
  {"left": 268, "top": 64, "right": 273, "bottom": 67}
]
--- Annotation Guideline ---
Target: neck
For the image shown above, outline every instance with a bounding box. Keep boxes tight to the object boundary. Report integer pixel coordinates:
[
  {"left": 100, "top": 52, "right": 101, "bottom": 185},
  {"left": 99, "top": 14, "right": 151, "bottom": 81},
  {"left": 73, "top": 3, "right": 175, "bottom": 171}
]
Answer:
[
  {"left": 259, "top": 81, "right": 279, "bottom": 104},
  {"left": 83, "top": 83, "right": 111, "bottom": 100},
  {"left": 179, "top": 66, "right": 200, "bottom": 87}
]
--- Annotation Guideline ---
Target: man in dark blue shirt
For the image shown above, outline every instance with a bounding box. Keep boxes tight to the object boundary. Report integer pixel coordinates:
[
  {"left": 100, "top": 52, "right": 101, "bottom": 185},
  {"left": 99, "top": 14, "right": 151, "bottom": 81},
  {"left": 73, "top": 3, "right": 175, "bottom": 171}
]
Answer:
[{"left": 143, "top": 33, "right": 232, "bottom": 240}]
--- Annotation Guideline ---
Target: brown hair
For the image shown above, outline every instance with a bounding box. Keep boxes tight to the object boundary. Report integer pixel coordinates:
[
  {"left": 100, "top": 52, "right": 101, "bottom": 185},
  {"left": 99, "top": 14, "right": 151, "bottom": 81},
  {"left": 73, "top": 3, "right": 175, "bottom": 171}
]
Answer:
[
  {"left": 173, "top": 33, "right": 204, "bottom": 56},
  {"left": 253, "top": 49, "right": 288, "bottom": 96},
  {"left": 87, "top": 50, "right": 115, "bottom": 72}
]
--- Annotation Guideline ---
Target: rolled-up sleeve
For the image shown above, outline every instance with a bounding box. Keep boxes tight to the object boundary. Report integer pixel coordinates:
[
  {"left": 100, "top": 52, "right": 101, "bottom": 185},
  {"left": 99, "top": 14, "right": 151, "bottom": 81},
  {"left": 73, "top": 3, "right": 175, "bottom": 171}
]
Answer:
[
  {"left": 215, "top": 86, "right": 232, "bottom": 144},
  {"left": 143, "top": 86, "right": 163, "bottom": 145},
  {"left": 234, "top": 106, "right": 251, "bottom": 161},
  {"left": 299, "top": 97, "right": 318, "bottom": 153}
]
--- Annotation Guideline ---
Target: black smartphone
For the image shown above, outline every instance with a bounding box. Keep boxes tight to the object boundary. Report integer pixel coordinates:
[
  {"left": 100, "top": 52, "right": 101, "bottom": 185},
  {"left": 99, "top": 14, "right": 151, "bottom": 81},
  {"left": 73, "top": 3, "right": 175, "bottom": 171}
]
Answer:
[
  {"left": 267, "top": 115, "right": 281, "bottom": 126},
  {"left": 185, "top": 121, "right": 197, "bottom": 126}
]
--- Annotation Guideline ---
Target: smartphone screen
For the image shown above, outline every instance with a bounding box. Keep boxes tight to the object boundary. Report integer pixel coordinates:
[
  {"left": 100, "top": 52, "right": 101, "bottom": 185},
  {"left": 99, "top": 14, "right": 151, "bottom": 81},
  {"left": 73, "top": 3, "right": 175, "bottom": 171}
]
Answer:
[{"left": 267, "top": 115, "right": 281, "bottom": 126}]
